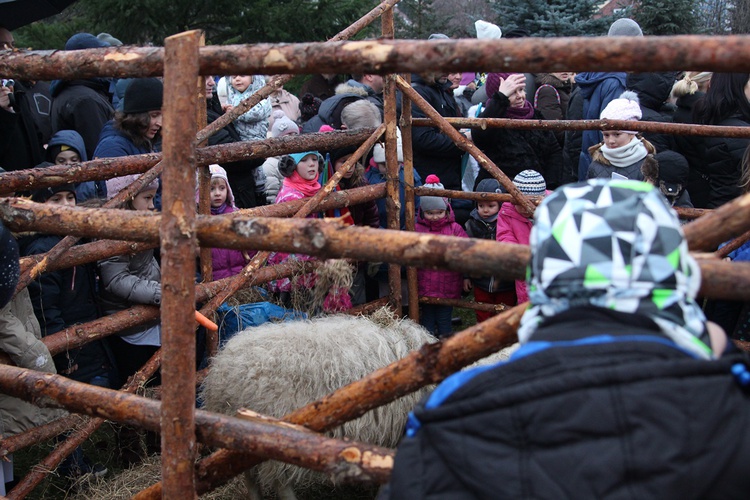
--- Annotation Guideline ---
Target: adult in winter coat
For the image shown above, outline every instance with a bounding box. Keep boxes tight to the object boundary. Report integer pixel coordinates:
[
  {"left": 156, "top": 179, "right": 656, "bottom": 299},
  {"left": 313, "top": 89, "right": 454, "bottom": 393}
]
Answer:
[
  {"left": 50, "top": 33, "right": 114, "bottom": 160},
  {"left": 533, "top": 72, "right": 573, "bottom": 147},
  {"left": 472, "top": 73, "right": 563, "bottom": 190},
  {"left": 300, "top": 91, "right": 365, "bottom": 134},
  {"left": 688, "top": 73, "right": 750, "bottom": 208},
  {"left": 0, "top": 79, "right": 47, "bottom": 172},
  {"left": 626, "top": 71, "right": 679, "bottom": 153},
  {"left": 385, "top": 180, "right": 748, "bottom": 500},
  {"left": 672, "top": 72, "right": 711, "bottom": 204}
]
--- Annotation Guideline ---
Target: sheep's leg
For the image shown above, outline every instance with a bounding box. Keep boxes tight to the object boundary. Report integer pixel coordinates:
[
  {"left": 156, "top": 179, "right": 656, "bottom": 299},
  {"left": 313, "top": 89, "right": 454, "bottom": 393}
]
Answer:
[
  {"left": 243, "top": 470, "right": 264, "bottom": 500},
  {"left": 275, "top": 479, "right": 298, "bottom": 500}
]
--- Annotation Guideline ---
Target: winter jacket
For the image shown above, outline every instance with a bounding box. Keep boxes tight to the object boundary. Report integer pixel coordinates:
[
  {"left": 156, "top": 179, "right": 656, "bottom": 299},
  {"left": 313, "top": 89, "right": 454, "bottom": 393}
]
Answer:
[
  {"left": 385, "top": 307, "right": 750, "bottom": 500},
  {"left": 533, "top": 73, "right": 572, "bottom": 147},
  {"left": 262, "top": 156, "right": 283, "bottom": 204},
  {"left": 562, "top": 85, "right": 584, "bottom": 186},
  {"left": 472, "top": 92, "right": 563, "bottom": 190},
  {"left": 210, "top": 205, "right": 250, "bottom": 280},
  {"left": 301, "top": 92, "right": 365, "bottom": 134},
  {"left": 692, "top": 114, "right": 750, "bottom": 208},
  {"left": 496, "top": 202, "right": 534, "bottom": 303},
  {"left": 50, "top": 78, "right": 114, "bottom": 160},
  {"left": 415, "top": 206, "right": 467, "bottom": 299},
  {"left": 576, "top": 72, "right": 627, "bottom": 179},
  {"left": 0, "top": 80, "right": 46, "bottom": 172},
  {"left": 339, "top": 176, "right": 380, "bottom": 229},
  {"left": 98, "top": 248, "right": 161, "bottom": 344},
  {"left": 47, "top": 129, "right": 100, "bottom": 200},
  {"left": 19, "top": 233, "right": 111, "bottom": 383},
  {"left": 365, "top": 165, "right": 422, "bottom": 229},
  {"left": 268, "top": 89, "right": 301, "bottom": 127},
  {"left": 586, "top": 139, "right": 658, "bottom": 181},
  {"left": 94, "top": 121, "right": 151, "bottom": 158},
  {"left": 627, "top": 72, "right": 679, "bottom": 153},
  {"left": 464, "top": 209, "right": 513, "bottom": 293},
  {"left": 673, "top": 92, "right": 708, "bottom": 206},
  {"left": 410, "top": 75, "right": 465, "bottom": 191},
  {"left": 0, "top": 289, "right": 66, "bottom": 438},
  {"left": 225, "top": 76, "right": 272, "bottom": 142}
]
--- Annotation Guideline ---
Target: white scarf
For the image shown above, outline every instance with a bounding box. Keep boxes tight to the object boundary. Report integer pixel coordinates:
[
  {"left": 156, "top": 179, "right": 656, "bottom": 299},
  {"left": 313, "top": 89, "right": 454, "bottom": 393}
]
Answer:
[{"left": 601, "top": 137, "right": 648, "bottom": 168}]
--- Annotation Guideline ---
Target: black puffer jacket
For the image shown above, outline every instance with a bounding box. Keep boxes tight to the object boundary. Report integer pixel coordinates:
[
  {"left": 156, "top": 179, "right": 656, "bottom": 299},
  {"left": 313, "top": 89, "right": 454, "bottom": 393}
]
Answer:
[
  {"left": 410, "top": 75, "right": 465, "bottom": 191},
  {"left": 385, "top": 308, "right": 750, "bottom": 500},
  {"left": 626, "top": 72, "right": 679, "bottom": 153},
  {"left": 673, "top": 92, "right": 708, "bottom": 206},
  {"left": 472, "top": 92, "right": 563, "bottom": 189}
]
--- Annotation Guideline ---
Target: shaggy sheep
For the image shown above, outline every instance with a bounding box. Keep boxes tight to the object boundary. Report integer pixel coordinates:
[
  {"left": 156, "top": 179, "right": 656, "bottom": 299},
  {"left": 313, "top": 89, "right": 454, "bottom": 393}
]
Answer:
[{"left": 200, "top": 312, "right": 437, "bottom": 500}]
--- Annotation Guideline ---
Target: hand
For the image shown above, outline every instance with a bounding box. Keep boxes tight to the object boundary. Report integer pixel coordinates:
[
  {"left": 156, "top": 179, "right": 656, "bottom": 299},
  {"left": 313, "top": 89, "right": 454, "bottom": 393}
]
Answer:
[
  {"left": 0, "top": 86, "right": 13, "bottom": 112},
  {"left": 367, "top": 261, "right": 383, "bottom": 278},
  {"left": 223, "top": 104, "right": 234, "bottom": 113},
  {"left": 497, "top": 74, "right": 526, "bottom": 98},
  {"left": 463, "top": 278, "right": 473, "bottom": 293}
]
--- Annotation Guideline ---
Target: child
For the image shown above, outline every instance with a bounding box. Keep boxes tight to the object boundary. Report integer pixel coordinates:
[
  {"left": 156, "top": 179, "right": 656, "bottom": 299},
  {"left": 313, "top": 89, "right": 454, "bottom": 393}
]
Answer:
[
  {"left": 45, "top": 130, "right": 101, "bottom": 201},
  {"left": 587, "top": 91, "right": 656, "bottom": 181},
  {"left": 416, "top": 175, "right": 469, "bottom": 337},
  {"left": 98, "top": 174, "right": 162, "bottom": 388},
  {"left": 652, "top": 150, "right": 694, "bottom": 208},
  {"left": 263, "top": 110, "right": 300, "bottom": 204},
  {"left": 366, "top": 140, "right": 422, "bottom": 229},
  {"left": 203, "top": 164, "right": 252, "bottom": 279},
  {"left": 496, "top": 170, "right": 546, "bottom": 305},
  {"left": 20, "top": 183, "right": 114, "bottom": 387},
  {"left": 463, "top": 178, "right": 516, "bottom": 323}
]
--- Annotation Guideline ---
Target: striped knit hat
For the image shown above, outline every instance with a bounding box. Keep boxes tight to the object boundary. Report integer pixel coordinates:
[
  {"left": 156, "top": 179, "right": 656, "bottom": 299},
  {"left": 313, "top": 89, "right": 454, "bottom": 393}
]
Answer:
[{"left": 513, "top": 170, "right": 546, "bottom": 196}]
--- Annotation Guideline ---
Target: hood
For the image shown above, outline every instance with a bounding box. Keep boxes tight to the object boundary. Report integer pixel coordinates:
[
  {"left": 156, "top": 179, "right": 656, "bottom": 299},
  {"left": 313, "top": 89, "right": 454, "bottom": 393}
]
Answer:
[
  {"left": 338, "top": 80, "right": 373, "bottom": 97},
  {"left": 47, "top": 130, "right": 88, "bottom": 162},
  {"left": 316, "top": 93, "right": 364, "bottom": 129},
  {"left": 96, "top": 120, "right": 121, "bottom": 143},
  {"left": 50, "top": 78, "right": 111, "bottom": 98},
  {"left": 575, "top": 72, "right": 626, "bottom": 99},
  {"left": 626, "top": 72, "right": 679, "bottom": 110}
]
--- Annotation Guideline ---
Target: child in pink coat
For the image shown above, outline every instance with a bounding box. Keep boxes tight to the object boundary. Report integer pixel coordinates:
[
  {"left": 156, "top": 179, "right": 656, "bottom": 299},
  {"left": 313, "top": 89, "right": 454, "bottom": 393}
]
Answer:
[
  {"left": 416, "top": 175, "right": 469, "bottom": 337},
  {"left": 496, "top": 170, "right": 546, "bottom": 305}
]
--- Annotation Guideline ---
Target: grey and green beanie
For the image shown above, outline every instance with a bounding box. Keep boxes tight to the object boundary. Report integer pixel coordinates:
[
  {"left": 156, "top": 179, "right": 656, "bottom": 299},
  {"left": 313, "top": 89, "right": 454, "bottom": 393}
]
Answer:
[{"left": 517, "top": 179, "right": 711, "bottom": 359}]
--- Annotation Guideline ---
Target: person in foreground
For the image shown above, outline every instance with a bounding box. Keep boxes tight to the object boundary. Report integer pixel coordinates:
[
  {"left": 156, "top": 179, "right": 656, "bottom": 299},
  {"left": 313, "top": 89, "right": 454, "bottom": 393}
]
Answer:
[{"left": 384, "top": 179, "right": 750, "bottom": 500}]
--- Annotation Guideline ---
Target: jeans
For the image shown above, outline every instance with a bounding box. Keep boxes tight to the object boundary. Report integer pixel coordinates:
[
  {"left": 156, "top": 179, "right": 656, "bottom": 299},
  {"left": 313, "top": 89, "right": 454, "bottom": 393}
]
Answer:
[{"left": 421, "top": 304, "right": 453, "bottom": 338}]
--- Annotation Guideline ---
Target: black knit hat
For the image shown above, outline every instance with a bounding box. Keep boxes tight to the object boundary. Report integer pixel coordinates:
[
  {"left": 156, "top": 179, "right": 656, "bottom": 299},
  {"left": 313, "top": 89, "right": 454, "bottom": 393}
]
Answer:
[
  {"left": 123, "top": 78, "right": 163, "bottom": 114},
  {"left": 328, "top": 145, "right": 358, "bottom": 166},
  {"left": 299, "top": 93, "right": 322, "bottom": 122},
  {"left": 655, "top": 150, "right": 689, "bottom": 196},
  {"left": 0, "top": 221, "right": 20, "bottom": 309},
  {"left": 31, "top": 184, "right": 77, "bottom": 203}
]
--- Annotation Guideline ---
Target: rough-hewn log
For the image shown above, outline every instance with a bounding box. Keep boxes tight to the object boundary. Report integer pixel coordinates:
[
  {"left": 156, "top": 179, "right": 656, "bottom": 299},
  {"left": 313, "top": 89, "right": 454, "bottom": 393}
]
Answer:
[
  {"left": 159, "top": 30, "right": 200, "bottom": 497},
  {"left": 0, "top": 364, "right": 394, "bottom": 485},
  {"left": 343, "top": 297, "right": 390, "bottom": 316},
  {"left": 5, "top": 36, "right": 750, "bottom": 81},
  {"left": 0, "top": 414, "right": 85, "bottom": 458},
  {"left": 19, "top": 240, "right": 153, "bottom": 276},
  {"left": 0, "top": 131, "right": 373, "bottom": 195},
  {"left": 413, "top": 117, "right": 750, "bottom": 137},
  {"left": 415, "top": 186, "right": 519, "bottom": 204},
  {"left": 419, "top": 296, "right": 508, "bottom": 313},
  {"left": 394, "top": 75, "right": 535, "bottom": 214},
  {"left": 674, "top": 206, "right": 709, "bottom": 220},
  {"left": 715, "top": 229, "right": 750, "bottom": 260},
  {"left": 684, "top": 192, "right": 750, "bottom": 251},
  {"left": 400, "top": 74, "right": 419, "bottom": 323}
]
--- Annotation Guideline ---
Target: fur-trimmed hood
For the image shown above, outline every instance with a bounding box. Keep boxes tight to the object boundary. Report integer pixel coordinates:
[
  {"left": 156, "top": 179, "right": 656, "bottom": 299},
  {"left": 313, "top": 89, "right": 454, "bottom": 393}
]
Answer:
[{"left": 335, "top": 82, "right": 370, "bottom": 97}]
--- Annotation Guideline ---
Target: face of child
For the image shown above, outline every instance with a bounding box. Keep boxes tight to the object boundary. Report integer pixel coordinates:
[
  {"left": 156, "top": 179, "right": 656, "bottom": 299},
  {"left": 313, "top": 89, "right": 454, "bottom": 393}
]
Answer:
[
  {"left": 231, "top": 75, "right": 252, "bottom": 93},
  {"left": 334, "top": 155, "right": 355, "bottom": 179},
  {"left": 45, "top": 191, "right": 76, "bottom": 207},
  {"left": 210, "top": 179, "right": 228, "bottom": 208},
  {"left": 423, "top": 209, "right": 447, "bottom": 221},
  {"left": 55, "top": 150, "right": 80, "bottom": 165},
  {"left": 131, "top": 188, "right": 157, "bottom": 211},
  {"left": 146, "top": 110, "right": 163, "bottom": 139},
  {"left": 477, "top": 201, "right": 500, "bottom": 219},
  {"left": 296, "top": 154, "right": 320, "bottom": 181},
  {"left": 602, "top": 130, "right": 634, "bottom": 149}
]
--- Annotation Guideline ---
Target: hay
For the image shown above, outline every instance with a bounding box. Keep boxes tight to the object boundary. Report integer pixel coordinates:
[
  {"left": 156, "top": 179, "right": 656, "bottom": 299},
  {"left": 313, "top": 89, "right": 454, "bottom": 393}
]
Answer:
[{"left": 290, "top": 259, "right": 354, "bottom": 315}]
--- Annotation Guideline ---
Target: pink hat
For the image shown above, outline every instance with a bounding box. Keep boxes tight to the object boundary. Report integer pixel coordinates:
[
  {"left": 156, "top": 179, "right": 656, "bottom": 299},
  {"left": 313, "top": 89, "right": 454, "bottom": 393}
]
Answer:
[
  {"left": 106, "top": 174, "right": 159, "bottom": 200},
  {"left": 600, "top": 91, "right": 642, "bottom": 134}
]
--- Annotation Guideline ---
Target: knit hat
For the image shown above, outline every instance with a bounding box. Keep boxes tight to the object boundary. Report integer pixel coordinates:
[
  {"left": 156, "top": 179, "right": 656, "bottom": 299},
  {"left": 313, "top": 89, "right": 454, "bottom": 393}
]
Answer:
[
  {"left": 428, "top": 33, "right": 450, "bottom": 40},
  {"left": 517, "top": 179, "right": 710, "bottom": 359},
  {"left": 97, "top": 33, "right": 123, "bottom": 46},
  {"left": 420, "top": 174, "right": 448, "bottom": 211},
  {"left": 31, "top": 184, "right": 77, "bottom": 203},
  {"left": 279, "top": 152, "right": 324, "bottom": 177},
  {"left": 328, "top": 145, "right": 358, "bottom": 167},
  {"left": 513, "top": 170, "right": 546, "bottom": 196},
  {"left": 0, "top": 221, "right": 20, "bottom": 309},
  {"left": 65, "top": 33, "right": 110, "bottom": 50},
  {"left": 372, "top": 139, "right": 404, "bottom": 163},
  {"left": 483, "top": 72, "right": 513, "bottom": 100},
  {"left": 106, "top": 174, "right": 160, "bottom": 200},
  {"left": 475, "top": 20, "right": 502, "bottom": 39},
  {"left": 208, "top": 164, "right": 235, "bottom": 207},
  {"left": 270, "top": 110, "right": 300, "bottom": 138},
  {"left": 608, "top": 18, "right": 644, "bottom": 37},
  {"left": 475, "top": 178, "right": 505, "bottom": 194},
  {"left": 123, "top": 78, "right": 163, "bottom": 114},
  {"left": 299, "top": 93, "right": 322, "bottom": 122},
  {"left": 600, "top": 91, "right": 642, "bottom": 133},
  {"left": 460, "top": 72, "right": 476, "bottom": 86},
  {"left": 655, "top": 151, "right": 689, "bottom": 198}
]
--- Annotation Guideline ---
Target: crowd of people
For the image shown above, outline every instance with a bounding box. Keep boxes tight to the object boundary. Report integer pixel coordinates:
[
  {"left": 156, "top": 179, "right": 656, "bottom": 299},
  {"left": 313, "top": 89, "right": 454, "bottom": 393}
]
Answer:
[{"left": 3, "top": 16, "right": 750, "bottom": 495}]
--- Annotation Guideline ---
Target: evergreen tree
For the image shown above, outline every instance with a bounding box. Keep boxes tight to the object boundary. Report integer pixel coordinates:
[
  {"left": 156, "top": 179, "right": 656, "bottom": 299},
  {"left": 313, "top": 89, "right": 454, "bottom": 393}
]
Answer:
[
  {"left": 396, "top": 0, "right": 441, "bottom": 39},
  {"left": 493, "top": 0, "right": 614, "bottom": 37},
  {"left": 633, "top": 0, "right": 698, "bottom": 35}
]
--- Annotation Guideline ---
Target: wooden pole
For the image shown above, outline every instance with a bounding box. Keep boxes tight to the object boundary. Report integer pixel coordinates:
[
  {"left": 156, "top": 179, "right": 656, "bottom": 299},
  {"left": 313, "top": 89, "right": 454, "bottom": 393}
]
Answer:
[
  {"left": 197, "top": 33, "right": 213, "bottom": 285},
  {"left": 7, "top": 36, "right": 750, "bottom": 81},
  {"left": 393, "top": 75, "right": 535, "bottom": 214},
  {"left": 684, "top": 192, "right": 750, "bottom": 251},
  {"left": 160, "top": 30, "right": 200, "bottom": 497},
  {"left": 714, "top": 229, "right": 750, "bottom": 260},
  {"left": 401, "top": 74, "right": 419, "bottom": 323},
  {"left": 419, "top": 296, "right": 508, "bottom": 313}
]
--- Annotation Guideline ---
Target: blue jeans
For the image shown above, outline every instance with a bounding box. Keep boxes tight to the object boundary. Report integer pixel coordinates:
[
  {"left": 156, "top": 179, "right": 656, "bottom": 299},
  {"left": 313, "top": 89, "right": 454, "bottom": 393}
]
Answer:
[{"left": 421, "top": 304, "right": 453, "bottom": 338}]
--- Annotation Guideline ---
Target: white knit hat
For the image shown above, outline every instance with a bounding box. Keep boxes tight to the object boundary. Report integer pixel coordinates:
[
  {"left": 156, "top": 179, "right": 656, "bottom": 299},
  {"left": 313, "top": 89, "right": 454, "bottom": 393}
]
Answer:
[
  {"left": 600, "top": 91, "right": 642, "bottom": 134},
  {"left": 372, "top": 139, "right": 404, "bottom": 163},
  {"left": 209, "top": 164, "right": 235, "bottom": 207},
  {"left": 270, "top": 110, "right": 300, "bottom": 138},
  {"left": 475, "top": 20, "right": 502, "bottom": 39}
]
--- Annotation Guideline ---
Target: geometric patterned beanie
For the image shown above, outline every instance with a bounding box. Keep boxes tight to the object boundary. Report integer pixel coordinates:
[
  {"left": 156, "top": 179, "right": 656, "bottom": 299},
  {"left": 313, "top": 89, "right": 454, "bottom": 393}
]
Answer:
[{"left": 517, "top": 179, "right": 712, "bottom": 359}]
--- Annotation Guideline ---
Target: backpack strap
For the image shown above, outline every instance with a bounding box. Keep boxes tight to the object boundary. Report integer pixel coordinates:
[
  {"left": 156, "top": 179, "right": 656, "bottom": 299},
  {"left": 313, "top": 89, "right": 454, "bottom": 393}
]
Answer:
[{"left": 534, "top": 84, "right": 560, "bottom": 109}]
